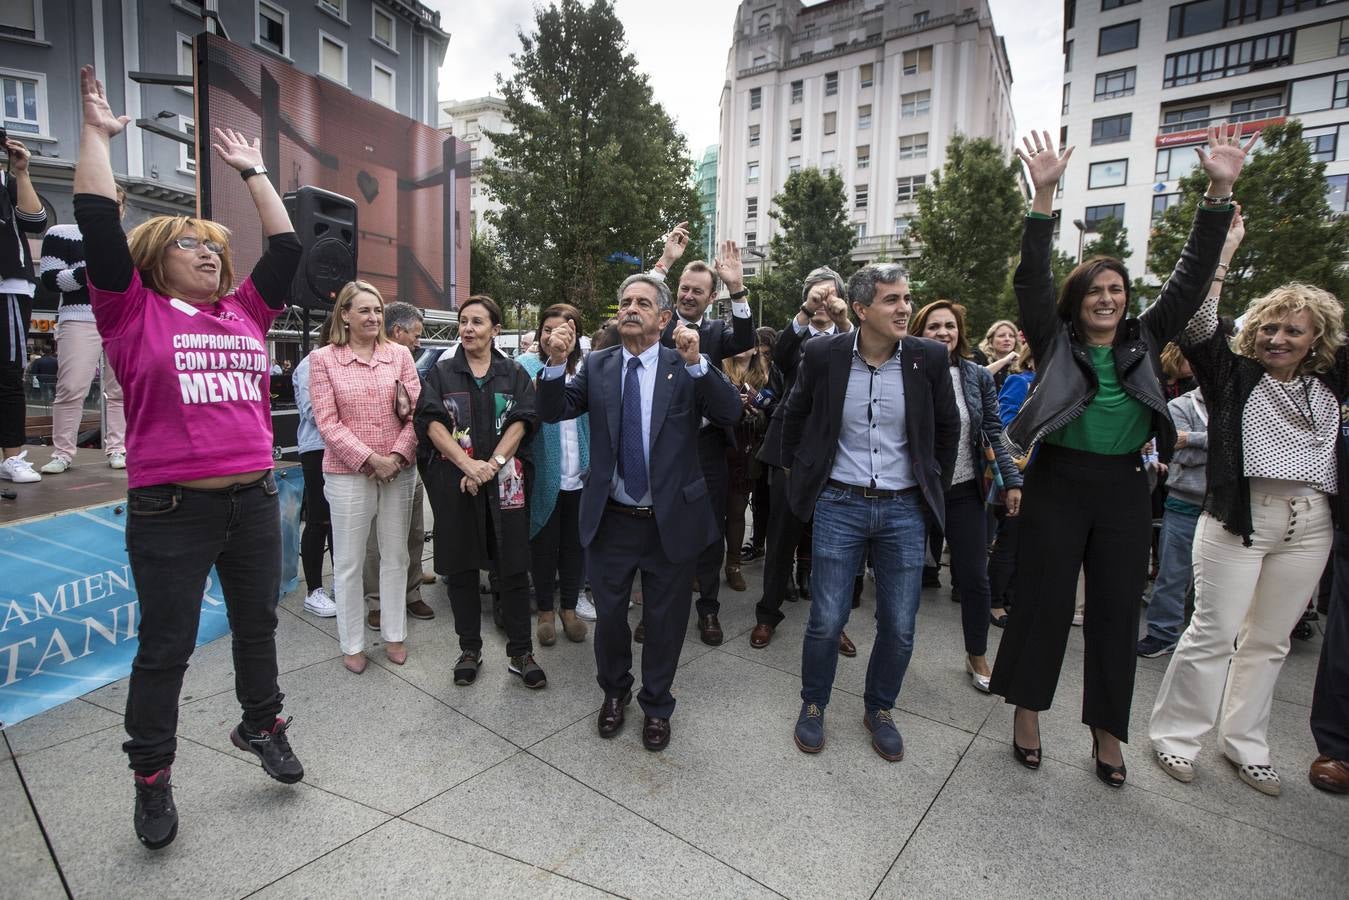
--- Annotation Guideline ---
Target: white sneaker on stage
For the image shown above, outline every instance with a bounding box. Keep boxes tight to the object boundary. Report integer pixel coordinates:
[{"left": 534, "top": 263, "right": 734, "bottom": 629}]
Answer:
[
  {"left": 108, "top": 451, "right": 127, "bottom": 469},
  {"left": 575, "top": 594, "right": 598, "bottom": 621},
  {"left": 303, "top": 587, "right": 337, "bottom": 617},
  {"left": 1, "top": 452, "right": 42, "bottom": 483},
  {"left": 40, "top": 454, "right": 71, "bottom": 474}
]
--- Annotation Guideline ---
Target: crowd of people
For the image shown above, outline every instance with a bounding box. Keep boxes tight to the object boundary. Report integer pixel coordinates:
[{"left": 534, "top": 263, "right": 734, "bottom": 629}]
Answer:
[{"left": 0, "top": 68, "right": 1342, "bottom": 853}]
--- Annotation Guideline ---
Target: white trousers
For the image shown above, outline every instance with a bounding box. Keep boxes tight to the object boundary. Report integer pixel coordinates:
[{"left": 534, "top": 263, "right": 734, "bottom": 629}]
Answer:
[
  {"left": 52, "top": 319, "right": 124, "bottom": 459},
  {"left": 325, "top": 469, "right": 415, "bottom": 655},
  {"left": 1149, "top": 490, "right": 1332, "bottom": 764}
]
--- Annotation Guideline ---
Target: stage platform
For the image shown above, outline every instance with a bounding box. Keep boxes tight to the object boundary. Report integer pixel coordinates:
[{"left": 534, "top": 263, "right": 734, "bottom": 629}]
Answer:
[{"left": 0, "top": 446, "right": 128, "bottom": 527}]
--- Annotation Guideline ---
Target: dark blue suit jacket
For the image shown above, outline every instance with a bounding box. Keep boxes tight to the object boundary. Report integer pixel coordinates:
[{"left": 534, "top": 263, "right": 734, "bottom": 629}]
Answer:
[{"left": 536, "top": 343, "right": 743, "bottom": 563}]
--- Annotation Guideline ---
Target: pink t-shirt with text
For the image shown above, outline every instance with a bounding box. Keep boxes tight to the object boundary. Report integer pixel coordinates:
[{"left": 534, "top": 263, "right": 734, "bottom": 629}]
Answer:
[{"left": 90, "top": 270, "right": 281, "bottom": 488}]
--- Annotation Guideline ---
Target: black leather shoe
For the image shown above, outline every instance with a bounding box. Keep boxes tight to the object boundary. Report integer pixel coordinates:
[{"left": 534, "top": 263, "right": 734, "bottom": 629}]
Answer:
[
  {"left": 794, "top": 564, "right": 811, "bottom": 601},
  {"left": 699, "top": 613, "right": 723, "bottom": 646},
  {"left": 642, "top": 716, "right": 671, "bottom": 751},
  {"left": 633, "top": 622, "right": 645, "bottom": 644},
  {"left": 598, "top": 691, "right": 632, "bottom": 738}
]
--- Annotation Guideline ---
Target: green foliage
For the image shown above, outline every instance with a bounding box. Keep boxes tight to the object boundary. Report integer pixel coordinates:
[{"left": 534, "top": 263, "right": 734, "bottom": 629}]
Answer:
[
  {"left": 481, "top": 0, "right": 696, "bottom": 327},
  {"left": 1083, "top": 215, "right": 1131, "bottom": 261},
  {"left": 906, "top": 134, "right": 1025, "bottom": 333},
  {"left": 469, "top": 226, "right": 508, "bottom": 300},
  {"left": 1146, "top": 122, "right": 1349, "bottom": 318},
  {"left": 754, "top": 167, "right": 858, "bottom": 327}
]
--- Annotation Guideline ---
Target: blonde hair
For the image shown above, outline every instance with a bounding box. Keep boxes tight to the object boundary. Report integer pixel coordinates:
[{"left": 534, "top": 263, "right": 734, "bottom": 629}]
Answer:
[
  {"left": 724, "top": 348, "right": 769, "bottom": 391},
  {"left": 1234, "top": 283, "right": 1345, "bottom": 375},
  {"left": 125, "top": 216, "right": 234, "bottom": 300},
  {"left": 1159, "top": 342, "right": 1188, "bottom": 380},
  {"left": 979, "top": 319, "right": 1021, "bottom": 361},
  {"left": 326, "top": 280, "right": 387, "bottom": 347}
]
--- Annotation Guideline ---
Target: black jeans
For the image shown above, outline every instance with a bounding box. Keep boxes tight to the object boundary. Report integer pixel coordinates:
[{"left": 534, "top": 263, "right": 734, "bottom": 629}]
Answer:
[
  {"left": 944, "top": 479, "right": 993, "bottom": 656},
  {"left": 755, "top": 465, "right": 810, "bottom": 626},
  {"left": 749, "top": 467, "right": 770, "bottom": 548},
  {"left": 1312, "top": 530, "right": 1349, "bottom": 760},
  {"left": 988, "top": 508, "right": 1019, "bottom": 609},
  {"left": 0, "top": 292, "right": 29, "bottom": 448},
  {"left": 123, "top": 473, "right": 284, "bottom": 774},
  {"left": 695, "top": 428, "right": 729, "bottom": 617},
  {"left": 299, "top": 450, "right": 331, "bottom": 593},
  {"left": 530, "top": 488, "right": 583, "bottom": 612},
  {"left": 989, "top": 444, "right": 1150, "bottom": 742},
  {"left": 445, "top": 506, "right": 532, "bottom": 657}
]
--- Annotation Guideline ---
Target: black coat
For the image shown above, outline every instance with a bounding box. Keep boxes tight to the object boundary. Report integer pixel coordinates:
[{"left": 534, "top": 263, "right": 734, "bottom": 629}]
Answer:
[
  {"left": 780, "top": 333, "right": 960, "bottom": 528},
  {"left": 415, "top": 346, "right": 538, "bottom": 576},
  {"left": 758, "top": 320, "right": 837, "bottom": 468},
  {"left": 535, "top": 343, "right": 743, "bottom": 564},
  {"left": 660, "top": 311, "right": 755, "bottom": 371}
]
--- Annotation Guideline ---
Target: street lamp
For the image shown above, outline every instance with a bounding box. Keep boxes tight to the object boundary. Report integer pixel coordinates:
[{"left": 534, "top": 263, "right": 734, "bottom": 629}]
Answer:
[
  {"left": 1073, "top": 218, "right": 1087, "bottom": 263},
  {"left": 745, "top": 247, "right": 767, "bottom": 327}
]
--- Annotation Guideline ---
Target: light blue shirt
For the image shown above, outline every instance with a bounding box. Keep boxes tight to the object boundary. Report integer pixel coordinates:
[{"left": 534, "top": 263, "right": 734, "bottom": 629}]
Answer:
[
  {"left": 293, "top": 355, "right": 325, "bottom": 454},
  {"left": 542, "top": 340, "right": 708, "bottom": 505},
  {"left": 829, "top": 333, "right": 915, "bottom": 491}
]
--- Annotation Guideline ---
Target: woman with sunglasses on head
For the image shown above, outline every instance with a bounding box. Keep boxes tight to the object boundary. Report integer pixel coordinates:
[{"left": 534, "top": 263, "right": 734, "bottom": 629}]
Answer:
[
  {"left": 990, "top": 125, "right": 1252, "bottom": 788},
  {"left": 73, "top": 65, "right": 304, "bottom": 850}
]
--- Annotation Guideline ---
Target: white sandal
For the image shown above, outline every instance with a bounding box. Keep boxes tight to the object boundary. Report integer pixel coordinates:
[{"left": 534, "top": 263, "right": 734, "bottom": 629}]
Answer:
[
  {"left": 1231, "top": 760, "right": 1281, "bottom": 796},
  {"left": 1155, "top": 751, "right": 1194, "bottom": 783}
]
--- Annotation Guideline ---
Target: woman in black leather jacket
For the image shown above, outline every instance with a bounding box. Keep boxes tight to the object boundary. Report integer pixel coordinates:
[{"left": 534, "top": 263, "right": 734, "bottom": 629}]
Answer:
[{"left": 989, "top": 125, "right": 1253, "bottom": 788}]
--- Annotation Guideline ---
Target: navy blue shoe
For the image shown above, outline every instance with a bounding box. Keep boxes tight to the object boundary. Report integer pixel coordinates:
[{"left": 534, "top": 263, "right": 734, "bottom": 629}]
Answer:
[
  {"left": 794, "top": 703, "right": 825, "bottom": 753},
  {"left": 863, "top": 709, "right": 904, "bottom": 761}
]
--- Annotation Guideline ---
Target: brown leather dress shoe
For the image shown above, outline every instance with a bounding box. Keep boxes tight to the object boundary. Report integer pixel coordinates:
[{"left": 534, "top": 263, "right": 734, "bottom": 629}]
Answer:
[
  {"left": 838, "top": 631, "right": 857, "bottom": 657},
  {"left": 1310, "top": 755, "right": 1349, "bottom": 793},
  {"left": 366, "top": 609, "right": 380, "bottom": 631},
  {"left": 407, "top": 598, "right": 435, "bottom": 620},
  {"left": 598, "top": 691, "right": 631, "bottom": 738},
  {"left": 642, "top": 715, "right": 671, "bottom": 751},
  {"left": 750, "top": 623, "right": 774, "bottom": 648},
  {"left": 633, "top": 622, "right": 645, "bottom": 643},
  {"left": 699, "top": 614, "right": 724, "bottom": 646},
  {"left": 725, "top": 566, "right": 747, "bottom": 592}
]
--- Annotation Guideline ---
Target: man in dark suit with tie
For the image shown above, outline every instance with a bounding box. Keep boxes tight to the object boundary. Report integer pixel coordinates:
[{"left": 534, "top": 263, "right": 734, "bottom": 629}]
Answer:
[
  {"left": 650, "top": 226, "right": 755, "bottom": 645},
  {"left": 780, "top": 263, "right": 959, "bottom": 762},
  {"left": 536, "top": 273, "right": 742, "bottom": 751}
]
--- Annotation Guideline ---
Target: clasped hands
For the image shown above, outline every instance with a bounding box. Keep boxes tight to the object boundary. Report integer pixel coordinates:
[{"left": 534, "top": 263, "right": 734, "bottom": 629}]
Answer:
[
  {"left": 361, "top": 452, "right": 406, "bottom": 483},
  {"left": 458, "top": 456, "right": 500, "bottom": 497}
]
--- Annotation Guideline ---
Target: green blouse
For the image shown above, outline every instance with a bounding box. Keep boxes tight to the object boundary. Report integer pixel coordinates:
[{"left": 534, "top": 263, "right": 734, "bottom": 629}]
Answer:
[{"left": 1045, "top": 344, "right": 1151, "bottom": 455}]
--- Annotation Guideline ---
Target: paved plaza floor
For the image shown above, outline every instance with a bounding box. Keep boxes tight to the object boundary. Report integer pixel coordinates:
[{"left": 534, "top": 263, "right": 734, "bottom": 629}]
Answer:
[{"left": 4, "top": 545, "right": 1347, "bottom": 898}]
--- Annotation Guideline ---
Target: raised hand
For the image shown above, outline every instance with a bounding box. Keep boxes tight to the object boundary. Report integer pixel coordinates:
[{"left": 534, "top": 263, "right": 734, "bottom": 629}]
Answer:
[
  {"left": 545, "top": 318, "right": 576, "bottom": 365},
  {"left": 659, "top": 221, "right": 691, "bottom": 269},
  {"left": 1196, "top": 122, "right": 1258, "bottom": 196},
  {"left": 79, "top": 64, "right": 130, "bottom": 138},
  {"left": 826, "top": 295, "right": 849, "bottom": 326},
  {"left": 714, "top": 239, "right": 744, "bottom": 293},
  {"left": 211, "top": 127, "right": 264, "bottom": 172},
  {"left": 2, "top": 138, "right": 31, "bottom": 172},
  {"left": 1015, "top": 129, "right": 1074, "bottom": 198},
  {"left": 1222, "top": 203, "right": 1245, "bottom": 258},
  {"left": 673, "top": 319, "right": 702, "bottom": 365}
]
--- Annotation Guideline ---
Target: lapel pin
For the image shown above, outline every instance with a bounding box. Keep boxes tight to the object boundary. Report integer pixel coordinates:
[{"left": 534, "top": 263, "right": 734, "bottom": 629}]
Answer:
[{"left": 667, "top": 373, "right": 673, "bottom": 380}]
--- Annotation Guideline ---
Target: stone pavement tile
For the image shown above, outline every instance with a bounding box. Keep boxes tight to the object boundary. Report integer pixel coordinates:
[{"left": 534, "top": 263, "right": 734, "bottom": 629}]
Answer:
[
  {"left": 531, "top": 648, "right": 972, "bottom": 899},
  {"left": 252, "top": 818, "right": 607, "bottom": 898},
  {"left": 0, "top": 754, "right": 66, "bottom": 899},
  {"left": 81, "top": 604, "right": 341, "bottom": 716},
  {"left": 15, "top": 731, "right": 388, "bottom": 898},
  {"left": 177, "top": 658, "right": 518, "bottom": 816},
  {"left": 406, "top": 752, "right": 778, "bottom": 899},
  {"left": 5, "top": 696, "right": 122, "bottom": 758},
  {"left": 977, "top": 647, "right": 1349, "bottom": 858},
  {"left": 876, "top": 735, "right": 1347, "bottom": 898}
]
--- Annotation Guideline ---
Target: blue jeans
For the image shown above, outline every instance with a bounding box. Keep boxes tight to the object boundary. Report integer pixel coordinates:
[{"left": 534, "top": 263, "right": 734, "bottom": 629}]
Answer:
[
  {"left": 1144, "top": 506, "right": 1200, "bottom": 644},
  {"left": 801, "top": 486, "right": 926, "bottom": 712}
]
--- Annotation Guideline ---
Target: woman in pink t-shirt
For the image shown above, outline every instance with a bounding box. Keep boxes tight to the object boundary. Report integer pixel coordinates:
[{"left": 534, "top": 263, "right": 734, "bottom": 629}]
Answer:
[
  {"left": 306, "top": 281, "right": 420, "bottom": 673},
  {"left": 72, "top": 65, "right": 303, "bottom": 851}
]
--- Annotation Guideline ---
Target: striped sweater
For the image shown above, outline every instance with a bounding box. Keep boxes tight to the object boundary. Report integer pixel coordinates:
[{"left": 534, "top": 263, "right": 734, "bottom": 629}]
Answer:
[{"left": 39, "top": 223, "right": 94, "bottom": 322}]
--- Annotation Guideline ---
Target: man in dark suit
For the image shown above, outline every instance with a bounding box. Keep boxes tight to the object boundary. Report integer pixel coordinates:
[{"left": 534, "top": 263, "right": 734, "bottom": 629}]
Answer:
[
  {"left": 649, "top": 226, "right": 755, "bottom": 645},
  {"left": 536, "top": 273, "right": 742, "bottom": 751},
  {"left": 780, "top": 263, "right": 959, "bottom": 762}
]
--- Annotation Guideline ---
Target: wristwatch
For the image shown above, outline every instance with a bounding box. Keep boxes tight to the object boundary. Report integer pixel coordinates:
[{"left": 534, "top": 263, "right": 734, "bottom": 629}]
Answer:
[
  {"left": 728, "top": 288, "right": 749, "bottom": 300},
  {"left": 239, "top": 164, "right": 268, "bottom": 181},
  {"left": 493, "top": 454, "right": 507, "bottom": 468}
]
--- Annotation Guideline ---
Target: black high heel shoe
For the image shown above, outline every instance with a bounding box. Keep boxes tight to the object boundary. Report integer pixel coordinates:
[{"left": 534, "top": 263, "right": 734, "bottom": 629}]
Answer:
[
  {"left": 1090, "top": 727, "right": 1126, "bottom": 788},
  {"left": 1012, "top": 711, "right": 1041, "bottom": 770}
]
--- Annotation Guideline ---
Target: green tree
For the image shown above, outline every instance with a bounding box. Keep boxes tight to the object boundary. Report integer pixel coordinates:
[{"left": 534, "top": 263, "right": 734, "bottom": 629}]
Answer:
[
  {"left": 1083, "top": 215, "right": 1131, "bottom": 261},
  {"left": 754, "top": 167, "right": 858, "bottom": 327},
  {"left": 906, "top": 134, "right": 1024, "bottom": 332},
  {"left": 482, "top": 0, "right": 695, "bottom": 325},
  {"left": 469, "top": 226, "right": 508, "bottom": 300},
  {"left": 1147, "top": 121, "right": 1349, "bottom": 318}
]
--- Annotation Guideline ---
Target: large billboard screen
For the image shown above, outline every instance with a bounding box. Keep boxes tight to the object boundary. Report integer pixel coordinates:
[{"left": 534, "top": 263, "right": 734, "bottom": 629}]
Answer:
[{"left": 194, "top": 32, "right": 468, "bottom": 311}]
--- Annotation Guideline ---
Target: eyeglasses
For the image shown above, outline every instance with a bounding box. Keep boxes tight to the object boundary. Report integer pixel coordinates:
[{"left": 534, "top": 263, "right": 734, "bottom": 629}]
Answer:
[{"left": 172, "top": 236, "right": 225, "bottom": 254}]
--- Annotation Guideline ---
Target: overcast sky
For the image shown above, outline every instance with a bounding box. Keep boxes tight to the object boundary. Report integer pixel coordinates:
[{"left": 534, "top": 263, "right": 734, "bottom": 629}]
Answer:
[{"left": 428, "top": 0, "right": 1062, "bottom": 157}]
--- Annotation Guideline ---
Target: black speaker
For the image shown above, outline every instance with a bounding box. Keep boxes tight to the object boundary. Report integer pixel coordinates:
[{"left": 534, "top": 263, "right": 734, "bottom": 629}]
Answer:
[{"left": 282, "top": 186, "right": 357, "bottom": 310}]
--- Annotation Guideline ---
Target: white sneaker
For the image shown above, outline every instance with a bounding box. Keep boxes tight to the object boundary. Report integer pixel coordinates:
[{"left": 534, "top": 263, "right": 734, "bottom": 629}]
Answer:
[
  {"left": 40, "top": 454, "right": 71, "bottom": 474},
  {"left": 303, "top": 587, "right": 337, "bottom": 617},
  {"left": 1072, "top": 613, "right": 1084, "bottom": 627},
  {"left": 575, "top": 594, "right": 598, "bottom": 621},
  {"left": 1, "top": 451, "right": 41, "bottom": 483},
  {"left": 108, "top": 451, "right": 127, "bottom": 469}
]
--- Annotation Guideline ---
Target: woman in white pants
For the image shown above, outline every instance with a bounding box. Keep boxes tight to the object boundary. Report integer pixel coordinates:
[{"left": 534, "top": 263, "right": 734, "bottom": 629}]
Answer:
[
  {"left": 307, "top": 281, "right": 420, "bottom": 673},
  {"left": 1151, "top": 209, "right": 1349, "bottom": 795}
]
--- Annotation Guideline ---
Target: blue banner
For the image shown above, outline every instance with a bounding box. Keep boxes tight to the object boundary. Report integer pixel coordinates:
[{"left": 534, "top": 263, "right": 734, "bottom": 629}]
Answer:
[{"left": 0, "top": 467, "right": 304, "bottom": 729}]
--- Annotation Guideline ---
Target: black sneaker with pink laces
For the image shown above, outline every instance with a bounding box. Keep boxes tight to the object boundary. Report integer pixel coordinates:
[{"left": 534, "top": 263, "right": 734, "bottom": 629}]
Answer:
[
  {"left": 133, "top": 767, "right": 178, "bottom": 849},
  {"left": 230, "top": 716, "right": 305, "bottom": 783}
]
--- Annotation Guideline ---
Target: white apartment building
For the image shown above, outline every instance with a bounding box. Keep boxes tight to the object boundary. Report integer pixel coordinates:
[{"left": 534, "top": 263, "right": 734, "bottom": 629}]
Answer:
[
  {"left": 439, "top": 96, "right": 513, "bottom": 233},
  {"left": 717, "top": 0, "right": 1015, "bottom": 276},
  {"left": 1059, "top": 0, "right": 1349, "bottom": 277}
]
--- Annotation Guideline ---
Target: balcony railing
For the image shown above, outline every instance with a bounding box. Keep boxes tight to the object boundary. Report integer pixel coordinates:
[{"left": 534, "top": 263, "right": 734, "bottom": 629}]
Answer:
[{"left": 1158, "top": 105, "right": 1287, "bottom": 135}]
